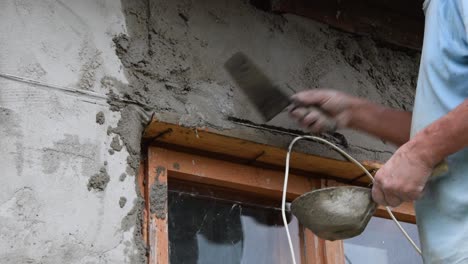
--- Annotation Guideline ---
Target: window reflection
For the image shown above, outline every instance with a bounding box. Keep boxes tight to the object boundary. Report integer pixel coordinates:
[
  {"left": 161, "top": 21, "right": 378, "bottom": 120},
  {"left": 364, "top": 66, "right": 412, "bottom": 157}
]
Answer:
[
  {"left": 344, "top": 217, "right": 422, "bottom": 264},
  {"left": 168, "top": 189, "right": 302, "bottom": 264}
]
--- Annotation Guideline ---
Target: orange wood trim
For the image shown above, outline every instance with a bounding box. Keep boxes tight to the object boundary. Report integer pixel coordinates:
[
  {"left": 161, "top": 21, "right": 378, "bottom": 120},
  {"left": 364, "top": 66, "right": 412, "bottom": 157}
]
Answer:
[
  {"left": 376, "top": 202, "right": 416, "bottom": 224},
  {"left": 299, "top": 226, "right": 307, "bottom": 264},
  {"left": 319, "top": 179, "right": 345, "bottom": 264},
  {"left": 137, "top": 161, "right": 149, "bottom": 247},
  {"left": 151, "top": 147, "right": 312, "bottom": 201},
  {"left": 301, "top": 178, "right": 327, "bottom": 264},
  {"left": 147, "top": 150, "right": 169, "bottom": 264},
  {"left": 304, "top": 228, "right": 326, "bottom": 264},
  {"left": 144, "top": 119, "right": 379, "bottom": 183},
  {"left": 145, "top": 146, "right": 416, "bottom": 264},
  {"left": 324, "top": 241, "right": 345, "bottom": 264}
]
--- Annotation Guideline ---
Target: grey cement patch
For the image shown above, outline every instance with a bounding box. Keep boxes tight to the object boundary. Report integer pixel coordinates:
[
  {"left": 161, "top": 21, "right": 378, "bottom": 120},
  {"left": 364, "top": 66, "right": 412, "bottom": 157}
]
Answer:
[
  {"left": 107, "top": 105, "right": 150, "bottom": 176},
  {"left": 173, "top": 162, "right": 180, "bottom": 170},
  {"left": 119, "top": 196, "right": 127, "bottom": 208},
  {"left": 150, "top": 181, "right": 167, "bottom": 219},
  {"left": 18, "top": 62, "right": 47, "bottom": 80},
  {"left": 126, "top": 155, "right": 139, "bottom": 176},
  {"left": 119, "top": 173, "right": 127, "bottom": 182},
  {"left": 125, "top": 165, "right": 135, "bottom": 176},
  {"left": 0, "top": 107, "right": 25, "bottom": 177},
  {"left": 95, "top": 111, "right": 105, "bottom": 125},
  {"left": 150, "top": 166, "right": 167, "bottom": 219},
  {"left": 106, "top": 125, "right": 113, "bottom": 135},
  {"left": 121, "top": 197, "right": 147, "bottom": 264},
  {"left": 78, "top": 39, "right": 103, "bottom": 90},
  {"left": 41, "top": 134, "right": 99, "bottom": 176},
  {"left": 110, "top": 135, "right": 123, "bottom": 152},
  {"left": 87, "top": 167, "right": 110, "bottom": 192}
]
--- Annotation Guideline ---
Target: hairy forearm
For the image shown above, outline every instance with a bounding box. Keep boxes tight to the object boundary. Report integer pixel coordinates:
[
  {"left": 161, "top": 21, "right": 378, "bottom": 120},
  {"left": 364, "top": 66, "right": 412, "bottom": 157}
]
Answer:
[
  {"left": 407, "top": 99, "right": 468, "bottom": 167},
  {"left": 348, "top": 99, "right": 412, "bottom": 146}
]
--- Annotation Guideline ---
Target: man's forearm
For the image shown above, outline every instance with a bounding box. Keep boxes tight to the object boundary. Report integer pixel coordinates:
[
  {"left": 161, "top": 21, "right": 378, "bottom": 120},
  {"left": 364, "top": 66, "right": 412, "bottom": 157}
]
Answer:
[
  {"left": 348, "top": 99, "right": 412, "bottom": 146},
  {"left": 407, "top": 99, "right": 468, "bottom": 167}
]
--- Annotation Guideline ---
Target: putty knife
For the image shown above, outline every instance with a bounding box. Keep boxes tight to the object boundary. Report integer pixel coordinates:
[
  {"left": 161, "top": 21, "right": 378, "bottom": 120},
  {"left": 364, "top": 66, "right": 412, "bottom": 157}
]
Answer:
[
  {"left": 224, "top": 52, "right": 337, "bottom": 131},
  {"left": 224, "top": 52, "right": 290, "bottom": 122}
]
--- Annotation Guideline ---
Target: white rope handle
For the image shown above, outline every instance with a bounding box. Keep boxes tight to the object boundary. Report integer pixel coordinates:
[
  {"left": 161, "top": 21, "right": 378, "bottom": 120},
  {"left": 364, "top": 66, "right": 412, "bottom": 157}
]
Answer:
[{"left": 281, "top": 136, "right": 421, "bottom": 264}]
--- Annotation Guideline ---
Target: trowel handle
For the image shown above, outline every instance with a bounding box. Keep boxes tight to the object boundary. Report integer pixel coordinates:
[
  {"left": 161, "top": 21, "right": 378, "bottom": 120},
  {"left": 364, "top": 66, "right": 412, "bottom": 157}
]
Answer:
[
  {"left": 290, "top": 104, "right": 338, "bottom": 132},
  {"left": 431, "top": 160, "right": 449, "bottom": 178}
]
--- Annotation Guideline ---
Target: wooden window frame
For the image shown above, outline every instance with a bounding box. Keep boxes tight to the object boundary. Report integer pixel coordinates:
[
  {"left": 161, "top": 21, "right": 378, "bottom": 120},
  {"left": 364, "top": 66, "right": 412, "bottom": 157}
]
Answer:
[
  {"left": 140, "top": 147, "right": 416, "bottom": 264},
  {"left": 140, "top": 119, "right": 417, "bottom": 264}
]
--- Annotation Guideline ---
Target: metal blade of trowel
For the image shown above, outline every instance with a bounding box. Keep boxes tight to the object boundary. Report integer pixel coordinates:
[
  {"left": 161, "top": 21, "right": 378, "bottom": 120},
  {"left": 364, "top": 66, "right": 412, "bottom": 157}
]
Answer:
[{"left": 224, "top": 52, "right": 290, "bottom": 122}]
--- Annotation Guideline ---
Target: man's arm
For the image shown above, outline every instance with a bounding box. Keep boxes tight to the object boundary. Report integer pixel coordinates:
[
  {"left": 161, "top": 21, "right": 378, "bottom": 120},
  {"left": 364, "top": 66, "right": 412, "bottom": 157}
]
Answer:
[
  {"left": 348, "top": 100, "right": 412, "bottom": 146},
  {"left": 290, "top": 89, "right": 468, "bottom": 206},
  {"left": 372, "top": 99, "right": 468, "bottom": 206},
  {"left": 290, "top": 89, "right": 412, "bottom": 146},
  {"left": 410, "top": 99, "right": 468, "bottom": 166}
]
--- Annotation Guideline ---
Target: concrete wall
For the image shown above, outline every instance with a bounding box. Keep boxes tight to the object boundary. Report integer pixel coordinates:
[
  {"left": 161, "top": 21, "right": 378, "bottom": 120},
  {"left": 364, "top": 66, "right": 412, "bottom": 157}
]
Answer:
[
  {"left": 0, "top": 0, "right": 144, "bottom": 263},
  {"left": 0, "top": 0, "right": 420, "bottom": 263}
]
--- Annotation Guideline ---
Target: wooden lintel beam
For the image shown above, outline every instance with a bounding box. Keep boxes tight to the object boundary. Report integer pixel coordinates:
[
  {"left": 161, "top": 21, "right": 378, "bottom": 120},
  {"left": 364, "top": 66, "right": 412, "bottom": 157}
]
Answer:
[{"left": 144, "top": 118, "right": 380, "bottom": 183}]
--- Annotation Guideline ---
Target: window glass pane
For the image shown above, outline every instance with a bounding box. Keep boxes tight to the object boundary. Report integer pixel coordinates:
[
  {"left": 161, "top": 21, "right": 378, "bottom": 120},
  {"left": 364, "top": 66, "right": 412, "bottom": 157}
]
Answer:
[
  {"left": 344, "top": 217, "right": 422, "bottom": 264},
  {"left": 168, "top": 189, "right": 301, "bottom": 264}
]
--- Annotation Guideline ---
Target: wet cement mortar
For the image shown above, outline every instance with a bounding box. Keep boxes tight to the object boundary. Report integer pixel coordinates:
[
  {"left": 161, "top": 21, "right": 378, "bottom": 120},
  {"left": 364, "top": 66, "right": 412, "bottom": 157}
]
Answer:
[
  {"left": 119, "top": 196, "right": 128, "bottom": 208},
  {"left": 107, "top": 0, "right": 421, "bottom": 261},
  {"left": 87, "top": 167, "right": 110, "bottom": 192},
  {"left": 120, "top": 197, "right": 147, "bottom": 264},
  {"left": 95, "top": 111, "right": 105, "bottom": 125},
  {"left": 149, "top": 166, "right": 168, "bottom": 219},
  {"left": 110, "top": 135, "right": 123, "bottom": 152}
]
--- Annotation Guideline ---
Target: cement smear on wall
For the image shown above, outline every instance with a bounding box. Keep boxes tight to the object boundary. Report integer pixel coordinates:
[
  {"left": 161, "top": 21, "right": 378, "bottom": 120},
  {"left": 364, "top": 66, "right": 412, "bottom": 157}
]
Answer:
[
  {"left": 121, "top": 197, "right": 147, "bottom": 264},
  {"left": 112, "top": 0, "right": 420, "bottom": 154},
  {"left": 87, "top": 167, "right": 111, "bottom": 192},
  {"left": 150, "top": 166, "right": 168, "bottom": 219},
  {"left": 108, "top": 105, "right": 150, "bottom": 176},
  {"left": 96, "top": 111, "right": 106, "bottom": 125}
]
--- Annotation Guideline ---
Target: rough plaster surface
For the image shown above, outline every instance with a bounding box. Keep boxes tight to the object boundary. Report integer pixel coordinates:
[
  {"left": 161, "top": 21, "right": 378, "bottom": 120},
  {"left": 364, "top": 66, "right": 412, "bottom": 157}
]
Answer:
[
  {"left": 0, "top": 0, "right": 142, "bottom": 263},
  {"left": 114, "top": 0, "right": 420, "bottom": 162},
  {"left": 0, "top": 0, "right": 420, "bottom": 263}
]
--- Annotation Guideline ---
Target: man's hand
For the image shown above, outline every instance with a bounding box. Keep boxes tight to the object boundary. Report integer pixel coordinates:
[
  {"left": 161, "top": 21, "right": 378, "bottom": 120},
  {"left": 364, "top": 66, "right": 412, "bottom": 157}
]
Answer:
[
  {"left": 289, "top": 89, "right": 360, "bottom": 133},
  {"left": 370, "top": 99, "right": 468, "bottom": 206},
  {"left": 372, "top": 141, "right": 434, "bottom": 207},
  {"left": 289, "top": 89, "right": 413, "bottom": 146}
]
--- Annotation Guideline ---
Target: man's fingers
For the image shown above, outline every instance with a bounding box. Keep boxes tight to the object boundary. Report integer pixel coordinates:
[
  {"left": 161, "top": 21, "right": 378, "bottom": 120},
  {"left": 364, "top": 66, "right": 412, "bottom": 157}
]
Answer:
[
  {"left": 302, "top": 111, "right": 321, "bottom": 129},
  {"left": 372, "top": 183, "right": 402, "bottom": 207},
  {"left": 289, "top": 107, "right": 333, "bottom": 133},
  {"left": 397, "top": 186, "right": 424, "bottom": 202},
  {"left": 289, "top": 107, "right": 309, "bottom": 124},
  {"left": 372, "top": 184, "right": 387, "bottom": 205},
  {"left": 309, "top": 116, "right": 331, "bottom": 133},
  {"left": 383, "top": 192, "right": 403, "bottom": 207},
  {"left": 290, "top": 89, "right": 336, "bottom": 106}
]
